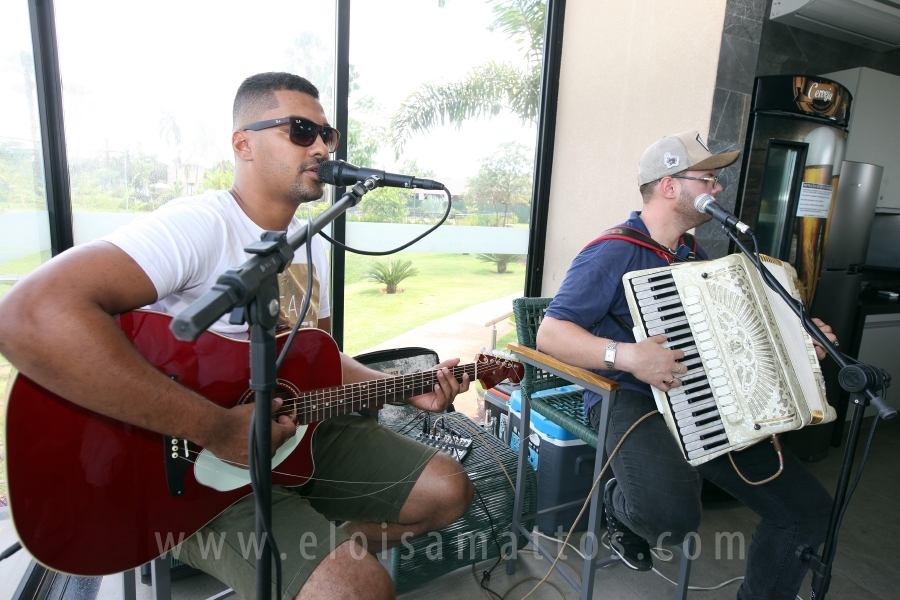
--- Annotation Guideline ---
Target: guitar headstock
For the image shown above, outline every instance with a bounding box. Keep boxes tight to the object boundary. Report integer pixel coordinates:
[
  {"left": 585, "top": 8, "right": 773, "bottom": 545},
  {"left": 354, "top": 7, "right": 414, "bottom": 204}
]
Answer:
[{"left": 474, "top": 350, "right": 524, "bottom": 389}]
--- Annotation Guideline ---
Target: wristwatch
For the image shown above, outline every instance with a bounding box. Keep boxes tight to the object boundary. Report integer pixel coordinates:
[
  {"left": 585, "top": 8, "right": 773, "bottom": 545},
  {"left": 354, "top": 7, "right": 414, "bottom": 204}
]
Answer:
[{"left": 604, "top": 341, "right": 619, "bottom": 370}]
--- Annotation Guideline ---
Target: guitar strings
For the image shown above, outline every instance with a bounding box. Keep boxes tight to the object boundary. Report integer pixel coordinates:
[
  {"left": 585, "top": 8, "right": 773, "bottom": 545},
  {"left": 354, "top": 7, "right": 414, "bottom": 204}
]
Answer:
[
  {"left": 163, "top": 358, "right": 514, "bottom": 499},
  {"left": 266, "top": 363, "right": 480, "bottom": 420},
  {"left": 264, "top": 357, "right": 512, "bottom": 421}
]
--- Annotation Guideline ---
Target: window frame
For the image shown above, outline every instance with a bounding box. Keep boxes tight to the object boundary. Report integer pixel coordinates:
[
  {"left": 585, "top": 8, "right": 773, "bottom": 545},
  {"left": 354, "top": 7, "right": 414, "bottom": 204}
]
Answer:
[{"left": 24, "top": 0, "right": 565, "bottom": 346}]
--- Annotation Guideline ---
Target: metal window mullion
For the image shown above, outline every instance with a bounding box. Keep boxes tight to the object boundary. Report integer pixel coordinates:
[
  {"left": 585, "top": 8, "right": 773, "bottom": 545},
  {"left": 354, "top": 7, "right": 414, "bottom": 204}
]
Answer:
[
  {"left": 329, "top": 0, "right": 350, "bottom": 349},
  {"left": 524, "top": 0, "right": 566, "bottom": 298},
  {"left": 28, "top": 0, "right": 74, "bottom": 255}
]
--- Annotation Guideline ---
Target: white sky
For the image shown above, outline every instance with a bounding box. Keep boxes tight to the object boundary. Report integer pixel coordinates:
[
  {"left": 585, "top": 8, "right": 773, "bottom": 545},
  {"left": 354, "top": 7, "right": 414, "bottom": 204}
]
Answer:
[{"left": 0, "top": 0, "right": 538, "bottom": 188}]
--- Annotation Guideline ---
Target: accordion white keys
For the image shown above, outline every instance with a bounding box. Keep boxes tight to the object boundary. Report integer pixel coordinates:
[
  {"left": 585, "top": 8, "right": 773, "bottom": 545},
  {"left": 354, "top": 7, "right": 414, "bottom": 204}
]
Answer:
[{"left": 623, "top": 253, "right": 836, "bottom": 466}]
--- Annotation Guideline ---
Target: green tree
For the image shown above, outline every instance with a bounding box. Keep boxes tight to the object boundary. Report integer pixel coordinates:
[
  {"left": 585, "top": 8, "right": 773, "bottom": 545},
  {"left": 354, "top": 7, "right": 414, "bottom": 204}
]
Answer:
[
  {"left": 200, "top": 161, "right": 234, "bottom": 192},
  {"left": 362, "top": 259, "right": 419, "bottom": 294},
  {"left": 391, "top": 0, "right": 545, "bottom": 153},
  {"left": 0, "top": 142, "right": 44, "bottom": 211},
  {"left": 285, "top": 33, "right": 362, "bottom": 119},
  {"left": 476, "top": 253, "right": 525, "bottom": 274},
  {"left": 353, "top": 187, "right": 410, "bottom": 223},
  {"left": 466, "top": 141, "right": 532, "bottom": 226},
  {"left": 348, "top": 96, "right": 384, "bottom": 167},
  {"left": 67, "top": 150, "right": 168, "bottom": 212}
]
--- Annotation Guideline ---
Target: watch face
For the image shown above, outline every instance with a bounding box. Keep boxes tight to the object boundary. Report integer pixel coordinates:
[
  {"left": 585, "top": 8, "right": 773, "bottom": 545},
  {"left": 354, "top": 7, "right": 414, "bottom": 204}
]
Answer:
[{"left": 605, "top": 343, "right": 617, "bottom": 369}]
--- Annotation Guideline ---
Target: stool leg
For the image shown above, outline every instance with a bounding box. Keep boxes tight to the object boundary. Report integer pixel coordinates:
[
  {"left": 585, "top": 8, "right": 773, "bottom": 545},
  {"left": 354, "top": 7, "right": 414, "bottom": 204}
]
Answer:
[
  {"left": 506, "top": 392, "right": 533, "bottom": 576},
  {"left": 150, "top": 554, "right": 172, "bottom": 600},
  {"left": 579, "top": 390, "right": 614, "bottom": 600},
  {"left": 122, "top": 568, "right": 136, "bottom": 600},
  {"left": 675, "top": 536, "right": 694, "bottom": 600}
]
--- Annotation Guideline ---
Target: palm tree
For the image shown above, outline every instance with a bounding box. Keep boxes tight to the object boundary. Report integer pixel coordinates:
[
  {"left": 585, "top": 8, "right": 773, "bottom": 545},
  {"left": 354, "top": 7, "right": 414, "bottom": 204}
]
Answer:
[
  {"left": 390, "top": 0, "right": 545, "bottom": 153},
  {"left": 476, "top": 253, "right": 525, "bottom": 274},
  {"left": 362, "top": 260, "right": 419, "bottom": 294}
]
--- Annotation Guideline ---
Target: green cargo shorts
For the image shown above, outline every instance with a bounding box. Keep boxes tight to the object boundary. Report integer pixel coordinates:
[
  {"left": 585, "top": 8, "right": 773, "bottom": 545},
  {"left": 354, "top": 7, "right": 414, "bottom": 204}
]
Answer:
[{"left": 176, "top": 415, "right": 438, "bottom": 600}]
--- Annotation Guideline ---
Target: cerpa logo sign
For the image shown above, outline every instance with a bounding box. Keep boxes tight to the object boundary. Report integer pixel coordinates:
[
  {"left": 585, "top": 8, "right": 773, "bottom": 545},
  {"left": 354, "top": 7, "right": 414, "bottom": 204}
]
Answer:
[{"left": 807, "top": 82, "right": 834, "bottom": 103}]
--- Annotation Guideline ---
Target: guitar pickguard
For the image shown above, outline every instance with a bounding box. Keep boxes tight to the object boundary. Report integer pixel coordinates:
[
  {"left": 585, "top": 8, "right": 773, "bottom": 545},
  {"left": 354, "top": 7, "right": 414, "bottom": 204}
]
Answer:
[{"left": 193, "top": 424, "right": 309, "bottom": 491}]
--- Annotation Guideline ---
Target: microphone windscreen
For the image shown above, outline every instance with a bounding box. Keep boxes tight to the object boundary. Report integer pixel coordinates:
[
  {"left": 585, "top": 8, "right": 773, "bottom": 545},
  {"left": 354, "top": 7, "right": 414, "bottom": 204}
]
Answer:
[
  {"left": 694, "top": 194, "right": 715, "bottom": 212},
  {"left": 317, "top": 160, "right": 344, "bottom": 185}
]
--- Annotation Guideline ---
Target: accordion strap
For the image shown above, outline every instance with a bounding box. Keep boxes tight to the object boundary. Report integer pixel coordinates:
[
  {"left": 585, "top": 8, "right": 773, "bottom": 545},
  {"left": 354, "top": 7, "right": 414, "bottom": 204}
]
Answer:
[
  {"left": 588, "top": 226, "right": 700, "bottom": 339},
  {"left": 584, "top": 226, "right": 698, "bottom": 263}
]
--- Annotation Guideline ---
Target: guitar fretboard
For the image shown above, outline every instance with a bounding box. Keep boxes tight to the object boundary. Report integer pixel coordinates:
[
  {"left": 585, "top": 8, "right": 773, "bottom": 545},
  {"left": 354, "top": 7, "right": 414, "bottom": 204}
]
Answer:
[{"left": 276, "top": 363, "right": 479, "bottom": 424}]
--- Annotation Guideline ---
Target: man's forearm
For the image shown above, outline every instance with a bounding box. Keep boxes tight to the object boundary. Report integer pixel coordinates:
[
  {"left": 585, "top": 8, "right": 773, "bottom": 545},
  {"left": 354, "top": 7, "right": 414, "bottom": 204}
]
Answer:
[{"left": 536, "top": 316, "right": 612, "bottom": 370}]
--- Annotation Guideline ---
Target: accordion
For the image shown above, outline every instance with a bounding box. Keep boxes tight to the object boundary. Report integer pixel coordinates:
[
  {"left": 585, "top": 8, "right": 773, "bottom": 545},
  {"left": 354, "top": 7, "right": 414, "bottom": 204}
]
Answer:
[{"left": 623, "top": 253, "right": 835, "bottom": 466}]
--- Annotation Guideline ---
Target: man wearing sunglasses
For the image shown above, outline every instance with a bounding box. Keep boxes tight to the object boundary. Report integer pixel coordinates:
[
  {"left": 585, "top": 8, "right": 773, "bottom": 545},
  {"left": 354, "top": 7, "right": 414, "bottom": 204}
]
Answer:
[
  {"left": 0, "top": 72, "right": 472, "bottom": 600},
  {"left": 535, "top": 131, "right": 836, "bottom": 600}
]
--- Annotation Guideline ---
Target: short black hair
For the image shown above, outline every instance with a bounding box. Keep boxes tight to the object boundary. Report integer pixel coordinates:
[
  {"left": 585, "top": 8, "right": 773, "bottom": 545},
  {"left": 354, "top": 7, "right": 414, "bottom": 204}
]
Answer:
[{"left": 233, "top": 72, "right": 320, "bottom": 129}]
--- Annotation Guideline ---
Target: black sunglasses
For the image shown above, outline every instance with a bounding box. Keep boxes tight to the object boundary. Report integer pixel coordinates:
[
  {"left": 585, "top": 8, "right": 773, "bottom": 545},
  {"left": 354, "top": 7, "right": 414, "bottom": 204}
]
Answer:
[{"left": 242, "top": 116, "right": 340, "bottom": 152}]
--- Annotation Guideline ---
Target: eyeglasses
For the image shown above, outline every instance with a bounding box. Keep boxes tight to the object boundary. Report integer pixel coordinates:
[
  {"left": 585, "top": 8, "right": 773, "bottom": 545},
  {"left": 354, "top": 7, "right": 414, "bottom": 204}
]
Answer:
[
  {"left": 672, "top": 175, "right": 720, "bottom": 187},
  {"left": 242, "top": 116, "right": 341, "bottom": 152}
]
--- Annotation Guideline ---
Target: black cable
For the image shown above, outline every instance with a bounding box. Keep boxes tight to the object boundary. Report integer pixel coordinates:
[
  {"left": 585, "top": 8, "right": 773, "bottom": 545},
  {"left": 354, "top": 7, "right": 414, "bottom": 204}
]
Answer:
[
  {"left": 275, "top": 218, "right": 315, "bottom": 372},
  {"left": 0, "top": 542, "right": 21, "bottom": 561},
  {"left": 452, "top": 425, "right": 505, "bottom": 600},
  {"left": 473, "top": 487, "right": 504, "bottom": 600},
  {"left": 319, "top": 187, "right": 453, "bottom": 256},
  {"left": 396, "top": 411, "right": 426, "bottom": 436}
]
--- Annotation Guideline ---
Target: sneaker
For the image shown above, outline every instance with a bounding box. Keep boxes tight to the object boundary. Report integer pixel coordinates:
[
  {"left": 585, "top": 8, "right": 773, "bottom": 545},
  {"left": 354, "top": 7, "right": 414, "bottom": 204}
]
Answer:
[{"left": 605, "top": 479, "right": 653, "bottom": 571}]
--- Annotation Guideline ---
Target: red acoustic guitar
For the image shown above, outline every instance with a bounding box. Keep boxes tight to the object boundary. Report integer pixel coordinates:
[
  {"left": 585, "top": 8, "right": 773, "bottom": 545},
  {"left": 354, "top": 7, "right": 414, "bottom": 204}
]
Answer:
[{"left": 3, "top": 310, "right": 523, "bottom": 576}]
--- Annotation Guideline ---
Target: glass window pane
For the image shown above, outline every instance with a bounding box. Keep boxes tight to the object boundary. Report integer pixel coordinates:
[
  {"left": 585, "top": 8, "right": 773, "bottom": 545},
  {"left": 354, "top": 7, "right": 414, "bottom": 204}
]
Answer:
[
  {"left": 0, "top": 0, "right": 53, "bottom": 509},
  {"left": 52, "top": 0, "right": 337, "bottom": 243},
  {"left": 345, "top": 1, "right": 542, "bottom": 420}
]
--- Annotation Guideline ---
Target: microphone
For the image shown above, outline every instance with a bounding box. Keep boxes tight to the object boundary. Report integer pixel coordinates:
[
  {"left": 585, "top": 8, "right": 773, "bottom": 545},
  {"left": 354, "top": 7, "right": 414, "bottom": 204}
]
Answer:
[
  {"left": 694, "top": 194, "right": 752, "bottom": 234},
  {"left": 317, "top": 160, "right": 444, "bottom": 190}
]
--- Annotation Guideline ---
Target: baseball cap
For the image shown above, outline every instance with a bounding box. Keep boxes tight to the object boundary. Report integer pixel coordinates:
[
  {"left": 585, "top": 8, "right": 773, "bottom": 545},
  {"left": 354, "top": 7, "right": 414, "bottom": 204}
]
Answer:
[{"left": 637, "top": 130, "right": 740, "bottom": 185}]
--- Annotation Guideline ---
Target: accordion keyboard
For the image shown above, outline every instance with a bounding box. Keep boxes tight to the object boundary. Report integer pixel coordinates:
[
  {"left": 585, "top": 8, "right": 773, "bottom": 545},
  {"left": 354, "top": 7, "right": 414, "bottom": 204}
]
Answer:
[{"left": 631, "top": 271, "right": 735, "bottom": 461}]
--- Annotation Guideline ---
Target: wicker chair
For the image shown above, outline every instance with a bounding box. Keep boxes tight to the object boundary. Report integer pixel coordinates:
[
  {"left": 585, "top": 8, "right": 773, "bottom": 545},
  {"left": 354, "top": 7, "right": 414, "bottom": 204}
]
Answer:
[
  {"left": 506, "top": 297, "right": 694, "bottom": 600},
  {"left": 354, "top": 347, "right": 537, "bottom": 594}
]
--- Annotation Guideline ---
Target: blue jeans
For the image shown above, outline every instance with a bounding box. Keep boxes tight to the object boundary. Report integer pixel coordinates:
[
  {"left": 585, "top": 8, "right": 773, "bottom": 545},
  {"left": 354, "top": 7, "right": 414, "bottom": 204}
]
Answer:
[{"left": 590, "top": 390, "right": 832, "bottom": 600}]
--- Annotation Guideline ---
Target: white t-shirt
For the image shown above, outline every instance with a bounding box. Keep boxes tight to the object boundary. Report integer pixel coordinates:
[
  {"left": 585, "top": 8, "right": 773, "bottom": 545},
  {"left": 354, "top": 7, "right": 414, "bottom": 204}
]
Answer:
[{"left": 102, "top": 190, "right": 330, "bottom": 334}]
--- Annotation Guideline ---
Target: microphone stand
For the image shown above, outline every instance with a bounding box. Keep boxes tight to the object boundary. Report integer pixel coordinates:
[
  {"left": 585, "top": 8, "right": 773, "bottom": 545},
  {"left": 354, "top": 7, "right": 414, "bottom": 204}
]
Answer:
[
  {"left": 169, "top": 178, "right": 378, "bottom": 600},
  {"left": 721, "top": 225, "right": 895, "bottom": 600}
]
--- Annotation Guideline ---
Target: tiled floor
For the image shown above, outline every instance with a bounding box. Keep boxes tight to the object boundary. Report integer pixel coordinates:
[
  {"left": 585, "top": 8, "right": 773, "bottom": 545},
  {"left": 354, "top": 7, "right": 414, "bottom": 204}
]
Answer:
[{"left": 5, "top": 417, "right": 898, "bottom": 600}]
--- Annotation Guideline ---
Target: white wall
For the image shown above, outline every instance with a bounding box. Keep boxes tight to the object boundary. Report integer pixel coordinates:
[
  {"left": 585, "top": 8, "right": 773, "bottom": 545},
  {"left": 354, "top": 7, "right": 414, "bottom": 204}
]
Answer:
[
  {"left": 542, "top": 0, "right": 728, "bottom": 294},
  {"left": 346, "top": 222, "right": 528, "bottom": 254}
]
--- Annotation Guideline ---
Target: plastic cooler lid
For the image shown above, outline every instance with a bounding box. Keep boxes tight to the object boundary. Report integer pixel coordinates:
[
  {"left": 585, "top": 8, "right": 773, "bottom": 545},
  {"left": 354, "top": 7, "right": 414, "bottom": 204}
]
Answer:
[{"left": 509, "top": 387, "right": 582, "bottom": 441}]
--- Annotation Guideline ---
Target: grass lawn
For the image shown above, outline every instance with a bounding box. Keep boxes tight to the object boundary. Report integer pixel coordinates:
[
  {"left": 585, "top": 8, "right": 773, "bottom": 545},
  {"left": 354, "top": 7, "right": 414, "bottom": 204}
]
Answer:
[
  {"left": 0, "top": 252, "right": 45, "bottom": 275},
  {"left": 342, "top": 252, "right": 525, "bottom": 356}
]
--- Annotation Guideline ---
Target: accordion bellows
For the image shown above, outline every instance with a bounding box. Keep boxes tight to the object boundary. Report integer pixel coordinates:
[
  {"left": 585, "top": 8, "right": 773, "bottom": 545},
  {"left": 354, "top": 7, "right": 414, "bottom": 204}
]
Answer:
[{"left": 623, "top": 253, "right": 835, "bottom": 466}]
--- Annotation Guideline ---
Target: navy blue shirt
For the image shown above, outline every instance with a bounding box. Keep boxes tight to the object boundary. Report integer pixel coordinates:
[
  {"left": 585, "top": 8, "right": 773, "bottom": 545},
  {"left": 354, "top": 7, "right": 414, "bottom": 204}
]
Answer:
[{"left": 545, "top": 212, "right": 708, "bottom": 415}]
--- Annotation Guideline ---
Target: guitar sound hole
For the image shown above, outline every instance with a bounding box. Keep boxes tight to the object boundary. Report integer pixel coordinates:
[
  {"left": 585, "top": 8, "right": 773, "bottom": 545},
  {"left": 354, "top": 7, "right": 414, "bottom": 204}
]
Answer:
[{"left": 238, "top": 379, "right": 302, "bottom": 425}]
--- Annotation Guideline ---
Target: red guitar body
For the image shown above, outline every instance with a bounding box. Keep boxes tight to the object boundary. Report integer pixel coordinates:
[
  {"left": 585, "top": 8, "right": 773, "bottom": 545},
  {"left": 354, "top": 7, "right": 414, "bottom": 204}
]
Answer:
[{"left": 4, "top": 310, "right": 342, "bottom": 576}]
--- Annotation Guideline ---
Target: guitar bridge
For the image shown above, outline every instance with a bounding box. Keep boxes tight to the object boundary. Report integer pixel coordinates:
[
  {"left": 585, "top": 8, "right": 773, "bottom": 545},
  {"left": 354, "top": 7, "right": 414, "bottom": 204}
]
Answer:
[{"left": 164, "top": 436, "right": 192, "bottom": 497}]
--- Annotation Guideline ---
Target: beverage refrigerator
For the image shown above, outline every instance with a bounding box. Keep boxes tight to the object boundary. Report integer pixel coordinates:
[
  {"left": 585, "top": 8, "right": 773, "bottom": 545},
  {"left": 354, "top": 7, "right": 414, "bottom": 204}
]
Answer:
[
  {"left": 733, "top": 75, "right": 884, "bottom": 459},
  {"left": 734, "top": 75, "right": 852, "bottom": 307}
]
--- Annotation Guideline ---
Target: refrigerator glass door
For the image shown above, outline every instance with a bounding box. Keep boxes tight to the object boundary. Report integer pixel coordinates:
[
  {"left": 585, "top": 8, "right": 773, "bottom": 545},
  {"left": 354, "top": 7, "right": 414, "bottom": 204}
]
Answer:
[{"left": 756, "top": 140, "right": 808, "bottom": 260}]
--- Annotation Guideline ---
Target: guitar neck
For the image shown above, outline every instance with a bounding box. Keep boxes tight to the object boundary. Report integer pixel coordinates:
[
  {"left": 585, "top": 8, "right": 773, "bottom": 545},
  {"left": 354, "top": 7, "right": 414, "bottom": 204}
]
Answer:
[{"left": 284, "top": 363, "right": 478, "bottom": 424}]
